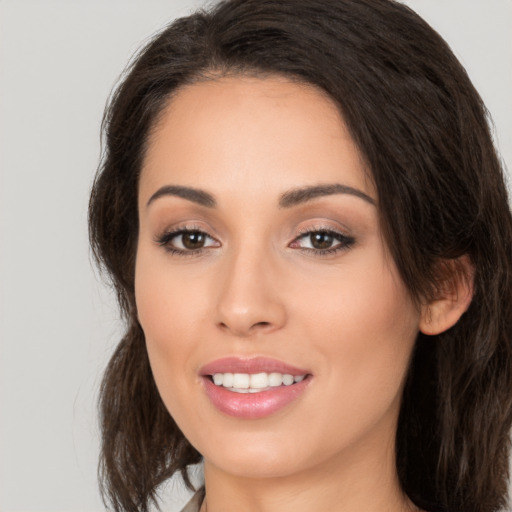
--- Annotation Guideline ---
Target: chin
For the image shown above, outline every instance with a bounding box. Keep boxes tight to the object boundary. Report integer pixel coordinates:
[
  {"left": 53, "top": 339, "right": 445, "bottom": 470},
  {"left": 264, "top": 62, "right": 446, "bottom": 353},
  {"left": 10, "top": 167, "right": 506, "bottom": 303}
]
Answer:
[
  {"left": 196, "top": 426, "right": 329, "bottom": 480},
  {"left": 206, "top": 451, "right": 305, "bottom": 480}
]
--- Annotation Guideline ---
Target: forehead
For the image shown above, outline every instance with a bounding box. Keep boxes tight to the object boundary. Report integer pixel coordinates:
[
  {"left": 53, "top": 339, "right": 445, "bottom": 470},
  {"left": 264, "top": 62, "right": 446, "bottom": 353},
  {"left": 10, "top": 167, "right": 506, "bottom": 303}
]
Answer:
[{"left": 140, "top": 75, "right": 374, "bottom": 203}]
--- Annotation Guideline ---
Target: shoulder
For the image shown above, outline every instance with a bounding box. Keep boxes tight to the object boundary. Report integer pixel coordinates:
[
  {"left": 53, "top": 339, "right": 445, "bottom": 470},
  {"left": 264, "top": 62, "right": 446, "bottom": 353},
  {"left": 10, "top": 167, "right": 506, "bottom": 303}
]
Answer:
[{"left": 180, "top": 489, "right": 205, "bottom": 512}]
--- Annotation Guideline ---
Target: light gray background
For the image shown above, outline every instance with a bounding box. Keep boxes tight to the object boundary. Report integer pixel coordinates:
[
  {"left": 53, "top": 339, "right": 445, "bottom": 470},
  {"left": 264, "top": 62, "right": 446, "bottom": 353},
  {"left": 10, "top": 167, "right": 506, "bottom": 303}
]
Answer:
[{"left": 0, "top": 1, "right": 511, "bottom": 511}]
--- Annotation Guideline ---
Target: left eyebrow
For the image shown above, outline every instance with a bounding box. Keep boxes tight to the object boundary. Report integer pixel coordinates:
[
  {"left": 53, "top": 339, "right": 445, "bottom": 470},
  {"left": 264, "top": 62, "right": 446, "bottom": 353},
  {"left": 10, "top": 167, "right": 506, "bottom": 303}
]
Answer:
[{"left": 278, "top": 183, "right": 376, "bottom": 208}]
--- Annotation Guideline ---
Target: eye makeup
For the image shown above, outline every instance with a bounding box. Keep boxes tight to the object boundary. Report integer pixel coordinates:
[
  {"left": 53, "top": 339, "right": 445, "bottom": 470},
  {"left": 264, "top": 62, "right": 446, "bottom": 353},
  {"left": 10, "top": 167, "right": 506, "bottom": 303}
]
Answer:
[
  {"left": 154, "top": 223, "right": 356, "bottom": 258},
  {"left": 289, "top": 225, "right": 356, "bottom": 255},
  {"left": 155, "top": 224, "right": 220, "bottom": 257}
]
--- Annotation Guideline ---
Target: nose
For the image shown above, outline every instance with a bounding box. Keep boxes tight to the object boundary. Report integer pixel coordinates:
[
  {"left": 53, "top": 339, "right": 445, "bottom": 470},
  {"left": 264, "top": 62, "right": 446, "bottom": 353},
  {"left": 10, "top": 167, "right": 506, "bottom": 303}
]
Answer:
[{"left": 214, "top": 246, "right": 287, "bottom": 337}]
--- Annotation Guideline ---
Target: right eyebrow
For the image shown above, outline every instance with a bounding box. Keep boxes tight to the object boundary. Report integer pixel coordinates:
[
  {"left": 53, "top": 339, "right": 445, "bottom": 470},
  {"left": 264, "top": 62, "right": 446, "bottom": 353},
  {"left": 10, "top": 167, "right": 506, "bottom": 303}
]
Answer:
[{"left": 146, "top": 185, "right": 216, "bottom": 208}]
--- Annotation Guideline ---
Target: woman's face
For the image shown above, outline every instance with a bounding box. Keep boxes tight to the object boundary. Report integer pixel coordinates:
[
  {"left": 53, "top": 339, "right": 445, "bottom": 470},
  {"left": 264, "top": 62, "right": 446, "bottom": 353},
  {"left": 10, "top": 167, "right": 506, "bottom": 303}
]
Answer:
[{"left": 135, "top": 76, "right": 421, "bottom": 480}]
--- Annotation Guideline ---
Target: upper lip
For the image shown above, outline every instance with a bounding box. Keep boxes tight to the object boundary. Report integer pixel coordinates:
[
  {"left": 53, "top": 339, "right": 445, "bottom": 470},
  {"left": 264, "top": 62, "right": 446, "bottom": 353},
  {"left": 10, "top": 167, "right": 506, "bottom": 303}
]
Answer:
[{"left": 200, "top": 357, "right": 310, "bottom": 377}]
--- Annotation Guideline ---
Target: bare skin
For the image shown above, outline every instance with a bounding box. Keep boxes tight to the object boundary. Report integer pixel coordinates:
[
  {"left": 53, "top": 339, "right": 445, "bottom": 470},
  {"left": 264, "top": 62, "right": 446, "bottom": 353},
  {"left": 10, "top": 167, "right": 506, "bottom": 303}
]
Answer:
[{"left": 135, "top": 76, "right": 468, "bottom": 512}]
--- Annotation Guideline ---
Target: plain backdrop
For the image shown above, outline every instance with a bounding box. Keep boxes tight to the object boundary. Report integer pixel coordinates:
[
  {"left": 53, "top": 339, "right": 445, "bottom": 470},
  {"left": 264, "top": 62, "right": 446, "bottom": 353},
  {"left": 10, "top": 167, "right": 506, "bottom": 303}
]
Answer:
[{"left": 0, "top": 1, "right": 511, "bottom": 511}]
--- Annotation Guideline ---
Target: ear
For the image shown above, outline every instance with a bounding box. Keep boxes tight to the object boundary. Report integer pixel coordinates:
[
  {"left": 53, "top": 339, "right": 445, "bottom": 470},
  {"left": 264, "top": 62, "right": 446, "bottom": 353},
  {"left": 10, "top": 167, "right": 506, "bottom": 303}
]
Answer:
[{"left": 419, "top": 256, "right": 474, "bottom": 336}]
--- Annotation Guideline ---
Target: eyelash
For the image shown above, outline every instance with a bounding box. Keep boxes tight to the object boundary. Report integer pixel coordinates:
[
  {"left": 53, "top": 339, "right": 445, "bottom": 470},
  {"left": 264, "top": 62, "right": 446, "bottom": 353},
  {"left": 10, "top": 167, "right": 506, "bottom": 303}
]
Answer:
[
  {"left": 155, "top": 225, "right": 217, "bottom": 257},
  {"left": 155, "top": 226, "right": 355, "bottom": 257},
  {"left": 292, "top": 226, "right": 355, "bottom": 255}
]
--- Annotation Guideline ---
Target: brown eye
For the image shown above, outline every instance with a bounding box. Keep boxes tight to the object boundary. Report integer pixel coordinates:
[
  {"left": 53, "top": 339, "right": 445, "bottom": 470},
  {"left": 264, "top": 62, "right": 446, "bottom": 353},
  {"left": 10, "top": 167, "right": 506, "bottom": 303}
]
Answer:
[
  {"left": 157, "top": 228, "right": 220, "bottom": 253},
  {"left": 290, "top": 229, "right": 355, "bottom": 254},
  {"left": 310, "top": 232, "right": 334, "bottom": 249},
  {"left": 182, "top": 231, "right": 206, "bottom": 249}
]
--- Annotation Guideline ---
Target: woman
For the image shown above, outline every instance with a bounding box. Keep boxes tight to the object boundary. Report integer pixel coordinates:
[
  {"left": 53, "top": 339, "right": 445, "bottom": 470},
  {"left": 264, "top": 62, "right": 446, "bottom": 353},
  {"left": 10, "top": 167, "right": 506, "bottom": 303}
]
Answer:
[{"left": 88, "top": 0, "right": 512, "bottom": 511}]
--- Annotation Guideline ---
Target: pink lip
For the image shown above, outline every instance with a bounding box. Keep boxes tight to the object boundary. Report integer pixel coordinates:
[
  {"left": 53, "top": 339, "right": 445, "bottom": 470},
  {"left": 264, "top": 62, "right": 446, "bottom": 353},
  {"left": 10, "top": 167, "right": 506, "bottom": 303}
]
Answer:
[
  {"left": 200, "top": 357, "right": 312, "bottom": 419},
  {"left": 200, "top": 357, "right": 309, "bottom": 376}
]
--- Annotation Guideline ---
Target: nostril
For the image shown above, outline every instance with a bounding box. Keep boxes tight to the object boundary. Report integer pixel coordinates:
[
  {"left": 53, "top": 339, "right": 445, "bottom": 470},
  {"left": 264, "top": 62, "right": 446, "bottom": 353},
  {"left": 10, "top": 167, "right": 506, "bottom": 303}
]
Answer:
[
  {"left": 217, "top": 320, "right": 273, "bottom": 336},
  {"left": 250, "top": 321, "right": 274, "bottom": 332}
]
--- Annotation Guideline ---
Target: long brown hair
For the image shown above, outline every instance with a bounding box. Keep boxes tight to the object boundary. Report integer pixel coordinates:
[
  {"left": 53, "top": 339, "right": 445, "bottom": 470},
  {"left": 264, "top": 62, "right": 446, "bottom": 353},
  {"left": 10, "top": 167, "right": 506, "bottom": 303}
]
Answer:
[{"left": 89, "top": 1, "right": 512, "bottom": 510}]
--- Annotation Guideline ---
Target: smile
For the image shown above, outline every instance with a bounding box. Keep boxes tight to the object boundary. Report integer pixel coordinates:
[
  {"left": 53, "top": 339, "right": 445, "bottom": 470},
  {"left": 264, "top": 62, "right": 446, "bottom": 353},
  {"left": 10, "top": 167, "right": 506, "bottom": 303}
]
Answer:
[
  {"left": 200, "top": 357, "right": 312, "bottom": 419},
  {"left": 211, "top": 372, "right": 306, "bottom": 393}
]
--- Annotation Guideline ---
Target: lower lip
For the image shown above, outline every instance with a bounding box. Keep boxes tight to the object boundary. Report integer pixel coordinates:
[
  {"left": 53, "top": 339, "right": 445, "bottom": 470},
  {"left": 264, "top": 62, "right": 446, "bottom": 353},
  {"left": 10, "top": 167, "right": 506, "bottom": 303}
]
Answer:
[{"left": 202, "top": 377, "right": 311, "bottom": 419}]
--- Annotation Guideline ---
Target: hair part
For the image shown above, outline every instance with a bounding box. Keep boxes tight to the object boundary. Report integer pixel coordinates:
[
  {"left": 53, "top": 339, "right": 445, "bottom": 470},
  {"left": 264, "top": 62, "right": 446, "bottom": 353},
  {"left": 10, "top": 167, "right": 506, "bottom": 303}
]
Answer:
[{"left": 89, "top": 1, "right": 512, "bottom": 510}]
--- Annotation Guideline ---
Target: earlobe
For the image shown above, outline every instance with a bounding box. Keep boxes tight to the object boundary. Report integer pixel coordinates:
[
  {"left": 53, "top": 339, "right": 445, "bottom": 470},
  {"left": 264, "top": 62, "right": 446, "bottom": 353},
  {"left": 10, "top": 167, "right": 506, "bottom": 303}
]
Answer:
[{"left": 419, "top": 256, "right": 474, "bottom": 336}]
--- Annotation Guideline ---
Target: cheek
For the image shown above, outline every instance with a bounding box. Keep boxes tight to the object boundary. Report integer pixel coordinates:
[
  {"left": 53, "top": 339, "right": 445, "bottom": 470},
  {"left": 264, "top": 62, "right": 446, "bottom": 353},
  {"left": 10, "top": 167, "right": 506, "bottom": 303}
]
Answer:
[
  {"left": 134, "top": 248, "right": 206, "bottom": 408},
  {"left": 295, "top": 255, "right": 419, "bottom": 416},
  {"left": 135, "top": 242, "right": 211, "bottom": 343}
]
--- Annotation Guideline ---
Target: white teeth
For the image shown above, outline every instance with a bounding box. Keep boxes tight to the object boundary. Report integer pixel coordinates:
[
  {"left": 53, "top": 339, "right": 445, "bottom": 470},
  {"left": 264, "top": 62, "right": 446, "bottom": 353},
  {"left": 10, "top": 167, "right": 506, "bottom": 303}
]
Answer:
[
  {"left": 282, "top": 374, "right": 294, "bottom": 386},
  {"left": 250, "top": 372, "right": 269, "bottom": 389},
  {"left": 269, "top": 372, "right": 283, "bottom": 387},
  {"left": 222, "top": 373, "right": 234, "bottom": 388},
  {"left": 211, "top": 372, "right": 306, "bottom": 392},
  {"left": 232, "top": 373, "right": 250, "bottom": 389}
]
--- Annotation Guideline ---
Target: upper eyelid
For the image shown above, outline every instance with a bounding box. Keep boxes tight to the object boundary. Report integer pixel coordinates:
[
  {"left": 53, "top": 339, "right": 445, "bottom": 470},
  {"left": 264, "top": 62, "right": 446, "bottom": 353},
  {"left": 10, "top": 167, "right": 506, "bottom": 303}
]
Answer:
[
  {"left": 154, "top": 221, "right": 355, "bottom": 247},
  {"left": 157, "top": 222, "right": 215, "bottom": 237},
  {"left": 291, "top": 227, "right": 352, "bottom": 244},
  {"left": 293, "top": 224, "right": 350, "bottom": 238},
  {"left": 296, "top": 226, "right": 343, "bottom": 234},
  {"left": 158, "top": 226, "right": 218, "bottom": 240},
  {"left": 157, "top": 229, "right": 353, "bottom": 257},
  {"left": 156, "top": 224, "right": 350, "bottom": 239},
  {"left": 154, "top": 224, "right": 217, "bottom": 244}
]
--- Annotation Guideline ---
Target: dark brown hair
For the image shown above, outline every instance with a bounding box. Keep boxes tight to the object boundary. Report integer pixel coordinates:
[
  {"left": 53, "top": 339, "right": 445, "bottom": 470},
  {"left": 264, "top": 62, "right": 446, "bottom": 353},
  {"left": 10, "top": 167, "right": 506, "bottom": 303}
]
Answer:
[{"left": 88, "top": 1, "right": 512, "bottom": 511}]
